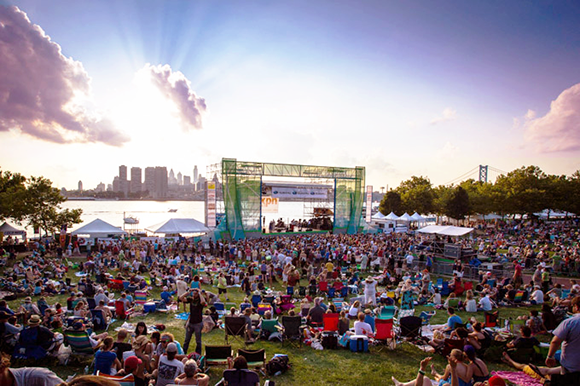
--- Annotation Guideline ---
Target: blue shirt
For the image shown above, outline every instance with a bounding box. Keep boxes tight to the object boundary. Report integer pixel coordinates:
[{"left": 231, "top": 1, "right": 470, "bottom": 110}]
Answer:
[
  {"left": 94, "top": 350, "right": 117, "bottom": 374},
  {"left": 447, "top": 315, "right": 463, "bottom": 330}
]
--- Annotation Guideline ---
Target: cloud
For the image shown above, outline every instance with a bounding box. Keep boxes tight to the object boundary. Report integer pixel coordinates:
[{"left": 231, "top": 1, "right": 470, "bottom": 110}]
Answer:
[
  {"left": 437, "top": 141, "right": 459, "bottom": 159},
  {"left": 0, "top": 6, "right": 128, "bottom": 145},
  {"left": 430, "top": 108, "right": 457, "bottom": 125},
  {"left": 139, "top": 64, "right": 207, "bottom": 130},
  {"left": 524, "top": 83, "right": 580, "bottom": 152}
]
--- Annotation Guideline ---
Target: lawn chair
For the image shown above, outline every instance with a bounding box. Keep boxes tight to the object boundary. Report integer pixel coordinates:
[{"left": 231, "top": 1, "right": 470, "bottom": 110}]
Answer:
[
  {"left": 287, "top": 286, "right": 294, "bottom": 296},
  {"left": 63, "top": 329, "right": 94, "bottom": 364},
  {"left": 340, "top": 287, "right": 349, "bottom": 298},
  {"left": 298, "top": 286, "right": 307, "bottom": 297},
  {"left": 318, "top": 281, "right": 329, "bottom": 293},
  {"left": 441, "top": 282, "right": 450, "bottom": 296},
  {"left": 436, "top": 278, "right": 443, "bottom": 288},
  {"left": 251, "top": 294, "right": 262, "bottom": 307},
  {"left": 91, "top": 309, "right": 108, "bottom": 331},
  {"left": 333, "top": 298, "right": 344, "bottom": 312},
  {"left": 115, "top": 300, "right": 133, "bottom": 320},
  {"left": 399, "top": 316, "right": 423, "bottom": 341},
  {"left": 484, "top": 311, "right": 499, "bottom": 328},
  {"left": 464, "top": 281, "right": 473, "bottom": 292},
  {"left": 12, "top": 326, "right": 50, "bottom": 360},
  {"left": 260, "top": 319, "right": 280, "bottom": 340},
  {"left": 87, "top": 298, "right": 96, "bottom": 310},
  {"left": 108, "top": 279, "right": 124, "bottom": 291},
  {"left": 379, "top": 305, "right": 397, "bottom": 320},
  {"left": 561, "top": 289, "right": 570, "bottom": 299},
  {"left": 279, "top": 315, "right": 303, "bottom": 348},
  {"left": 238, "top": 348, "right": 266, "bottom": 375},
  {"left": 328, "top": 287, "right": 336, "bottom": 298},
  {"left": 279, "top": 295, "right": 295, "bottom": 312},
  {"left": 419, "top": 311, "right": 436, "bottom": 325},
  {"left": 308, "top": 284, "right": 318, "bottom": 297},
  {"left": 214, "top": 302, "right": 226, "bottom": 315},
  {"left": 225, "top": 316, "right": 248, "bottom": 345},
  {"left": 134, "top": 291, "right": 147, "bottom": 306},
  {"left": 96, "top": 371, "right": 135, "bottom": 386},
  {"left": 398, "top": 309, "right": 415, "bottom": 319},
  {"left": 373, "top": 318, "right": 396, "bottom": 351},
  {"left": 514, "top": 291, "right": 525, "bottom": 305},
  {"left": 257, "top": 303, "right": 272, "bottom": 316},
  {"left": 401, "top": 290, "right": 415, "bottom": 310},
  {"left": 201, "top": 345, "right": 232, "bottom": 372},
  {"left": 323, "top": 313, "right": 339, "bottom": 332}
]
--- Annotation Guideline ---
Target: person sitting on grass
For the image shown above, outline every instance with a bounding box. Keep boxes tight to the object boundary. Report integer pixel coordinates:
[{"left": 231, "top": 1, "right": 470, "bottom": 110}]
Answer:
[
  {"left": 174, "top": 359, "right": 209, "bottom": 385},
  {"left": 429, "top": 349, "right": 473, "bottom": 386},
  {"left": 506, "top": 326, "right": 539, "bottom": 350},
  {"left": 501, "top": 351, "right": 561, "bottom": 383}
]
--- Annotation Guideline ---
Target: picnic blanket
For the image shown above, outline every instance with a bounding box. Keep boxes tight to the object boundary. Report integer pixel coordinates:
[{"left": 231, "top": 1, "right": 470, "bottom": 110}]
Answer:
[
  {"left": 114, "top": 322, "right": 158, "bottom": 334},
  {"left": 491, "top": 371, "right": 543, "bottom": 386},
  {"left": 175, "top": 312, "right": 189, "bottom": 320}
]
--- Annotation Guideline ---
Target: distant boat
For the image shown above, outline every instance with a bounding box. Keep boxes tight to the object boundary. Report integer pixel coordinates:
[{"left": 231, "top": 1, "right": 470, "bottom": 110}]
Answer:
[
  {"left": 124, "top": 217, "right": 139, "bottom": 224},
  {"left": 168, "top": 209, "right": 178, "bottom": 213}
]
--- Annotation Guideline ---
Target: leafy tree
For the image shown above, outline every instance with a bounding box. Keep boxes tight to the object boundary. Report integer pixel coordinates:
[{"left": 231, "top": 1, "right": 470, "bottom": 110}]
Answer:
[
  {"left": 433, "top": 185, "right": 453, "bottom": 217},
  {"left": 396, "top": 176, "right": 434, "bottom": 214},
  {"left": 0, "top": 170, "right": 28, "bottom": 221},
  {"left": 494, "top": 166, "right": 548, "bottom": 214},
  {"left": 379, "top": 191, "right": 403, "bottom": 216},
  {"left": 445, "top": 186, "right": 471, "bottom": 220}
]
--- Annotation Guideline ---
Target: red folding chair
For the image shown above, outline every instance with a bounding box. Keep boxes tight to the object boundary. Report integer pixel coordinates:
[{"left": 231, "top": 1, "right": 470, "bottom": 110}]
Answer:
[
  {"left": 115, "top": 300, "right": 133, "bottom": 320},
  {"left": 374, "top": 318, "right": 396, "bottom": 351},
  {"left": 318, "top": 281, "right": 329, "bottom": 293},
  {"left": 322, "top": 313, "right": 339, "bottom": 331}
]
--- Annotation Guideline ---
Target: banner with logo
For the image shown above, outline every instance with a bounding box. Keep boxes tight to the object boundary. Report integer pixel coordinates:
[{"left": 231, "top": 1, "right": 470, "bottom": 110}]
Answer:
[
  {"left": 271, "top": 186, "right": 327, "bottom": 199},
  {"left": 206, "top": 181, "right": 216, "bottom": 228},
  {"left": 366, "top": 185, "right": 373, "bottom": 223},
  {"left": 261, "top": 197, "right": 279, "bottom": 213}
]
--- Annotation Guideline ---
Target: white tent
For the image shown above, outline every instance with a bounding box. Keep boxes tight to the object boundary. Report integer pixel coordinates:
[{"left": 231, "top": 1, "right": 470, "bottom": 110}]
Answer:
[
  {"left": 0, "top": 222, "right": 26, "bottom": 238},
  {"left": 147, "top": 218, "right": 210, "bottom": 234},
  {"left": 371, "top": 212, "right": 385, "bottom": 219},
  {"left": 417, "top": 225, "right": 474, "bottom": 236},
  {"left": 385, "top": 212, "right": 400, "bottom": 220},
  {"left": 411, "top": 212, "right": 425, "bottom": 222},
  {"left": 398, "top": 212, "right": 414, "bottom": 222},
  {"left": 533, "top": 209, "right": 575, "bottom": 220},
  {"left": 71, "top": 219, "right": 127, "bottom": 237}
]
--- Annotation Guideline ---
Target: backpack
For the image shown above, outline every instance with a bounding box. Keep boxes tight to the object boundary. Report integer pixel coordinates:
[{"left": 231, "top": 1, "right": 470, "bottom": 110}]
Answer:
[{"left": 266, "top": 355, "right": 290, "bottom": 376}]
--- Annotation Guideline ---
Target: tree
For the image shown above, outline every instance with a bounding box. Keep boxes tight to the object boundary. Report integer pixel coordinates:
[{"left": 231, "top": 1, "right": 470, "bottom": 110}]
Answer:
[
  {"left": 379, "top": 191, "right": 403, "bottom": 216},
  {"left": 494, "top": 166, "right": 548, "bottom": 215},
  {"left": 24, "top": 176, "right": 82, "bottom": 236},
  {"left": 445, "top": 186, "right": 471, "bottom": 220},
  {"left": 396, "top": 176, "right": 434, "bottom": 214},
  {"left": 0, "top": 170, "right": 28, "bottom": 221},
  {"left": 433, "top": 185, "right": 453, "bottom": 217}
]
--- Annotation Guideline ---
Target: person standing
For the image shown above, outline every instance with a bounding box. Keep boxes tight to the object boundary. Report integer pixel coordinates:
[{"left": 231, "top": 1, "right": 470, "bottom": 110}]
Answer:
[
  {"left": 545, "top": 296, "right": 580, "bottom": 374},
  {"left": 363, "top": 276, "right": 377, "bottom": 306},
  {"left": 513, "top": 261, "right": 523, "bottom": 289},
  {"left": 180, "top": 289, "right": 207, "bottom": 355}
]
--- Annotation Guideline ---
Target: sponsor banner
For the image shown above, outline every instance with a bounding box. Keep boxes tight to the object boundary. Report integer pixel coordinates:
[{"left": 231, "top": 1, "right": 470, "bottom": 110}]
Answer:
[
  {"left": 261, "top": 197, "right": 279, "bottom": 213},
  {"left": 365, "top": 185, "right": 373, "bottom": 223},
  {"left": 271, "top": 186, "right": 327, "bottom": 199},
  {"left": 206, "top": 181, "right": 216, "bottom": 228}
]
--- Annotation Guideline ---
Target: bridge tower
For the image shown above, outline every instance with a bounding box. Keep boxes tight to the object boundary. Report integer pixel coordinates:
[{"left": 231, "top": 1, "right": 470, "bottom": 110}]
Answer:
[{"left": 479, "top": 165, "right": 488, "bottom": 183}]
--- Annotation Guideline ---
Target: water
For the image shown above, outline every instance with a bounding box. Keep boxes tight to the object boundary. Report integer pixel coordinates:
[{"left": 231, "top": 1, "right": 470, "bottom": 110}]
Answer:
[{"left": 46, "top": 200, "right": 309, "bottom": 237}]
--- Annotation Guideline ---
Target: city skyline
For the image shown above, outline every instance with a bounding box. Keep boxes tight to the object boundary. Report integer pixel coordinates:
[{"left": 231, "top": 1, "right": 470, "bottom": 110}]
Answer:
[{"left": 1, "top": 1, "right": 579, "bottom": 190}]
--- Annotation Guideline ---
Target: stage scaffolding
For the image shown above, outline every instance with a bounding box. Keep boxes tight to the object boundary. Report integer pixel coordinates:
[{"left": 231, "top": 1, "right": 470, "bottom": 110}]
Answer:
[{"left": 211, "top": 158, "right": 365, "bottom": 240}]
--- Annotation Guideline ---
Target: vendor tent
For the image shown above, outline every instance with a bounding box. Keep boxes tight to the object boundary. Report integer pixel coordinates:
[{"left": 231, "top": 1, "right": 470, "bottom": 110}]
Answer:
[
  {"left": 385, "top": 212, "right": 399, "bottom": 220},
  {"left": 411, "top": 212, "right": 425, "bottom": 222},
  {"left": 146, "top": 218, "right": 210, "bottom": 234},
  {"left": 71, "top": 219, "right": 127, "bottom": 237},
  {"left": 533, "top": 209, "right": 575, "bottom": 220},
  {"left": 0, "top": 222, "right": 26, "bottom": 237},
  {"left": 417, "top": 225, "right": 474, "bottom": 236},
  {"left": 398, "top": 213, "right": 414, "bottom": 222},
  {"left": 371, "top": 212, "right": 385, "bottom": 219},
  {"left": 474, "top": 213, "right": 503, "bottom": 221}
]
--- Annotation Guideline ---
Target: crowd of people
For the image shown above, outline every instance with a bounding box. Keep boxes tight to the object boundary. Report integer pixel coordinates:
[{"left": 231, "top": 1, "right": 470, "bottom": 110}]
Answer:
[{"left": 0, "top": 217, "right": 579, "bottom": 385}]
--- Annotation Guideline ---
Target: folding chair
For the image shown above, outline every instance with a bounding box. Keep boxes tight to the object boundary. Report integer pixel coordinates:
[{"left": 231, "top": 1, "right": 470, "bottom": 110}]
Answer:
[
  {"left": 63, "top": 329, "right": 94, "bottom": 364},
  {"left": 115, "top": 300, "right": 133, "bottom": 320},
  {"left": 260, "top": 319, "right": 280, "bottom": 340},
  {"left": 87, "top": 298, "right": 96, "bottom": 310},
  {"left": 441, "top": 282, "right": 450, "bottom": 296},
  {"left": 398, "top": 316, "right": 423, "bottom": 341},
  {"left": 318, "top": 281, "right": 329, "bottom": 293},
  {"left": 96, "top": 371, "right": 135, "bottom": 386},
  {"left": 464, "top": 281, "right": 473, "bottom": 292},
  {"left": 238, "top": 348, "right": 266, "bottom": 375},
  {"left": 373, "top": 318, "right": 396, "bottom": 351},
  {"left": 240, "top": 303, "right": 251, "bottom": 312},
  {"left": 418, "top": 310, "right": 436, "bottom": 325},
  {"left": 398, "top": 309, "right": 415, "bottom": 319},
  {"left": 287, "top": 286, "right": 294, "bottom": 296},
  {"left": 484, "top": 311, "right": 499, "bottom": 328},
  {"left": 401, "top": 290, "right": 415, "bottom": 310},
  {"left": 340, "top": 286, "right": 349, "bottom": 298},
  {"left": 225, "top": 302, "right": 237, "bottom": 311},
  {"left": 298, "top": 286, "right": 307, "bottom": 297},
  {"left": 328, "top": 287, "right": 336, "bottom": 298},
  {"left": 108, "top": 279, "right": 124, "bottom": 291},
  {"left": 561, "top": 289, "right": 570, "bottom": 299},
  {"left": 323, "top": 313, "right": 339, "bottom": 332},
  {"left": 224, "top": 316, "right": 248, "bottom": 344},
  {"left": 201, "top": 345, "right": 232, "bottom": 372},
  {"left": 257, "top": 303, "right": 272, "bottom": 316},
  {"left": 514, "top": 291, "right": 525, "bottom": 305},
  {"left": 333, "top": 298, "right": 344, "bottom": 312},
  {"left": 279, "top": 315, "right": 303, "bottom": 348},
  {"left": 279, "top": 295, "right": 295, "bottom": 312},
  {"left": 251, "top": 294, "right": 262, "bottom": 307},
  {"left": 379, "top": 305, "right": 396, "bottom": 320},
  {"left": 134, "top": 291, "right": 147, "bottom": 306},
  {"left": 91, "top": 309, "right": 108, "bottom": 331}
]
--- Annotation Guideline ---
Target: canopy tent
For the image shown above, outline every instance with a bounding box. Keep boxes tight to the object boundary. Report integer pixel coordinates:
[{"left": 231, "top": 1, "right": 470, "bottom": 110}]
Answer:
[
  {"left": 533, "top": 209, "right": 575, "bottom": 220},
  {"left": 474, "top": 213, "right": 503, "bottom": 221},
  {"left": 398, "top": 212, "right": 414, "bottom": 222},
  {"left": 417, "top": 225, "right": 474, "bottom": 236},
  {"left": 146, "top": 218, "right": 210, "bottom": 234},
  {"left": 411, "top": 212, "right": 426, "bottom": 222},
  {"left": 385, "top": 212, "right": 399, "bottom": 221},
  {"left": 0, "top": 222, "right": 26, "bottom": 238},
  {"left": 371, "top": 212, "right": 385, "bottom": 219},
  {"left": 71, "top": 219, "right": 127, "bottom": 237}
]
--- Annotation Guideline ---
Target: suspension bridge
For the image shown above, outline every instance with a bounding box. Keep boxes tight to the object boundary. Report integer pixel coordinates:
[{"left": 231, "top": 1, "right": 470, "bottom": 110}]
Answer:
[{"left": 443, "top": 165, "right": 508, "bottom": 186}]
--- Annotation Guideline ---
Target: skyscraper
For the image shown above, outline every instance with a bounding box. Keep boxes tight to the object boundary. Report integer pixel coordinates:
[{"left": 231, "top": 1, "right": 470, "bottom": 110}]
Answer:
[
  {"left": 177, "top": 172, "right": 183, "bottom": 185},
  {"left": 183, "top": 176, "right": 191, "bottom": 186},
  {"left": 119, "top": 165, "right": 128, "bottom": 196},
  {"left": 193, "top": 165, "right": 198, "bottom": 184},
  {"left": 168, "top": 169, "right": 177, "bottom": 185},
  {"left": 144, "top": 167, "right": 155, "bottom": 195},
  {"left": 130, "top": 167, "right": 142, "bottom": 193},
  {"left": 78, "top": 180, "right": 83, "bottom": 192},
  {"left": 154, "top": 167, "right": 168, "bottom": 198}
]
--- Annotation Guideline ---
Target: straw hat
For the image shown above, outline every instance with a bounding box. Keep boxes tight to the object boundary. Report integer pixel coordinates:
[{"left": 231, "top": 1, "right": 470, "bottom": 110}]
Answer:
[
  {"left": 365, "top": 276, "right": 374, "bottom": 283},
  {"left": 28, "top": 314, "right": 41, "bottom": 326},
  {"left": 133, "top": 335, "right": 149, "bottom": 350}
]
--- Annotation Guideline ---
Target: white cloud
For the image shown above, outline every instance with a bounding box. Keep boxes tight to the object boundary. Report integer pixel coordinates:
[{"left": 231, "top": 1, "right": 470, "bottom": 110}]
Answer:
[
  {"left": 437, "top": 141, "right": 459, "bottom": 159},
  {"left": 524, "top": 83, "right": 580, "bottom": 152},
  {"left": 525, "top": 109, "right": 536, "bottom": 120},
  {"left": 138, "top": 64, "right": 207, "bottom": 131},
  {"left": 430, "top": 108, "right": 457, "bottom": 125},
  {"left": 0, "top": 6, "right": 128, "bottom": 145}
]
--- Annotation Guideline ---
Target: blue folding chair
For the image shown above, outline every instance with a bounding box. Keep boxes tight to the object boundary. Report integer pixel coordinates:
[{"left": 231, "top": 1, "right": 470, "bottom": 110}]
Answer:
[
  {"left": 251, "top": 294, "right": 262, "bottom": 308},
  {"left": 287, "top": 286, "right": 294, "bottom": 296}
]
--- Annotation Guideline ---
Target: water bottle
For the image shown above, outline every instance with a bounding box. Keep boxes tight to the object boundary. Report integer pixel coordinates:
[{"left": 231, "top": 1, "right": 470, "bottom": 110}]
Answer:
[
  {"left": 274, "top": 371, "right": 282, "bottom": 376},
  {"left": 84, "top": 365, "right": 89, "bottom": 374}
]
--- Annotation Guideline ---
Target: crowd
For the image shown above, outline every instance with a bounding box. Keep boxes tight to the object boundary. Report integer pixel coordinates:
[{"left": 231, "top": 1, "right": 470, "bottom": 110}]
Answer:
[{"left": 0, "top": 217, "right": 579, "bottom": 385}]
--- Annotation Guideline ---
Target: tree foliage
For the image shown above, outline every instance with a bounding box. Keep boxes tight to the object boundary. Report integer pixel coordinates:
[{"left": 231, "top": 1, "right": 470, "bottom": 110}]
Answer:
[
  {"left": 379, "top": 191, "right": 403, "bottom": 216},
  {"left": 396, "top": 176, "right": 434, "bottom": 214},
  {"left": 0, "top": 170, "right": 82, "bottom": 236},
  {"left": 445, "top": 186, "right": 471, "bottom": 220}
]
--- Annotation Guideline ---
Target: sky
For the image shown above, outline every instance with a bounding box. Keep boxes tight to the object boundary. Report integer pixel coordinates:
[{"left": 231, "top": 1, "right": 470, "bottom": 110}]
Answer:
[{"left": 1, "top": 0, "right": 579, "bottom": 191}]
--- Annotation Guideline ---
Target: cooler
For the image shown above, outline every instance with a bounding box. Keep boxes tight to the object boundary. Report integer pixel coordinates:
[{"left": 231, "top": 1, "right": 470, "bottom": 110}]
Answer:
[
  {"left": 144, "top": 302, "right": 156, "bottom": 313},
  {"left": 349, "top": 335, "right": 369, "bottom": 353}
]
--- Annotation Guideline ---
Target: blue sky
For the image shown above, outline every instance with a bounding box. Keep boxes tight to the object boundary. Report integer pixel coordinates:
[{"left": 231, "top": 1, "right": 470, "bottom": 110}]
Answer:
[{"left": 1, "top": 0, "right": 579, "bottom": 190}]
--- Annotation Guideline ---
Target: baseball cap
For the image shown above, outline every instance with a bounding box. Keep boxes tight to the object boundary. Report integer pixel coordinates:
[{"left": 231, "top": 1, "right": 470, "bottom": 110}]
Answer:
[
  {"left": 124, "top": 356, "right": 142, "bottom": 371},
  {"left": 488, "top": 375, "right": 506, "bottom": 386},
  {"left": 166, "top": 342, "right": 178, "bottom": 353}
]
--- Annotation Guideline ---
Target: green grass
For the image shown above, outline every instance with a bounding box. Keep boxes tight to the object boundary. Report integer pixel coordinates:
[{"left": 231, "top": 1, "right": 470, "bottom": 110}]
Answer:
[{"left": 4, "top": 256, "right": 551, "bottom": 385}]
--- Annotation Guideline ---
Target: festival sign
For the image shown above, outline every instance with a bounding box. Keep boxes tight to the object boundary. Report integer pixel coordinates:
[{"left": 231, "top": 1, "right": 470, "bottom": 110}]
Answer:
[
  {"left": 261, "top": 197, "right": 279, "bottom": 213},
  {"left": 206, "top": 181, "right": 216, "bottom": 227},
  {"left": 271, "top": 186, "right": 327, "bottom": 199},
  {"left": 366, "top": 185, "right": 373, "bottom": 223}
]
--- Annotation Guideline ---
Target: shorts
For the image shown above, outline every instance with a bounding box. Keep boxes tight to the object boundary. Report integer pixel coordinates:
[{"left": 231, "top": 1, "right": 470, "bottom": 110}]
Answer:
[
  {"left": 523, "top": 365, "right": 543, "bottom": 380},
  {"left": 218, "top": 288, "right": 227, "bottom": 294}
]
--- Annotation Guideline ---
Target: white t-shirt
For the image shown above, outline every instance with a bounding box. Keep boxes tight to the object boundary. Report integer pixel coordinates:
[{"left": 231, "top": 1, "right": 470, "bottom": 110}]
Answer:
[
  {"left": 9, "top": 367, "right": 63, "bottom": 386},
  {"left": 465, "top": 299, "right": 477, "bottom": 313},
  {"left": 532, "top": 289, "right": 544, "bottom": 304},
  {"left": 364, "top": 280, "right": 376, "bottom": 294},
  {"left": 176, "top": 280, "right": 188, "bottom": 297},
  {"left": 156, "top": 355, "right": 185, "bottom": 386},
  {"left": 354, "top": 321, "right": 373, "bottom": 336},
  {"left": 479, "top": 296, "right": 492, "bottom": 311},
  {"left": 432, "top": 293, "right": 442, "bottom": 305}
]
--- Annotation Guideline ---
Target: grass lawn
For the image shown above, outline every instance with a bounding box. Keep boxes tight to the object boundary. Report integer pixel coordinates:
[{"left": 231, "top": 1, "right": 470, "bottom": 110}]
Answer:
[{"left": 3, "top": 257, "right": 552, "bottom": 385}]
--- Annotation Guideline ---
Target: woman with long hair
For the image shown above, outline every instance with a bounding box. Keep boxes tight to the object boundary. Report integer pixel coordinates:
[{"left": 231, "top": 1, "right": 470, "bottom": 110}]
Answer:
[{"left": 94, "top": 337, "right": 122, "bottom": 375}]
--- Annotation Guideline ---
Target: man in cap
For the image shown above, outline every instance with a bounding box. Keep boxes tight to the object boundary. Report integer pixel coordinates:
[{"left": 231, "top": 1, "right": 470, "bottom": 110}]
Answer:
[
  {"left": 116, "top": 355, "right": 146, "bottom": 386},
  {"left": 154, "top": 342, "right": 184, "bottom": 386},
  {"left": 180, "top": 288, "right": 206, "bottom": 355},
  {"left": 17, "top": 297, "right": 39, "bottom": 316}
]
